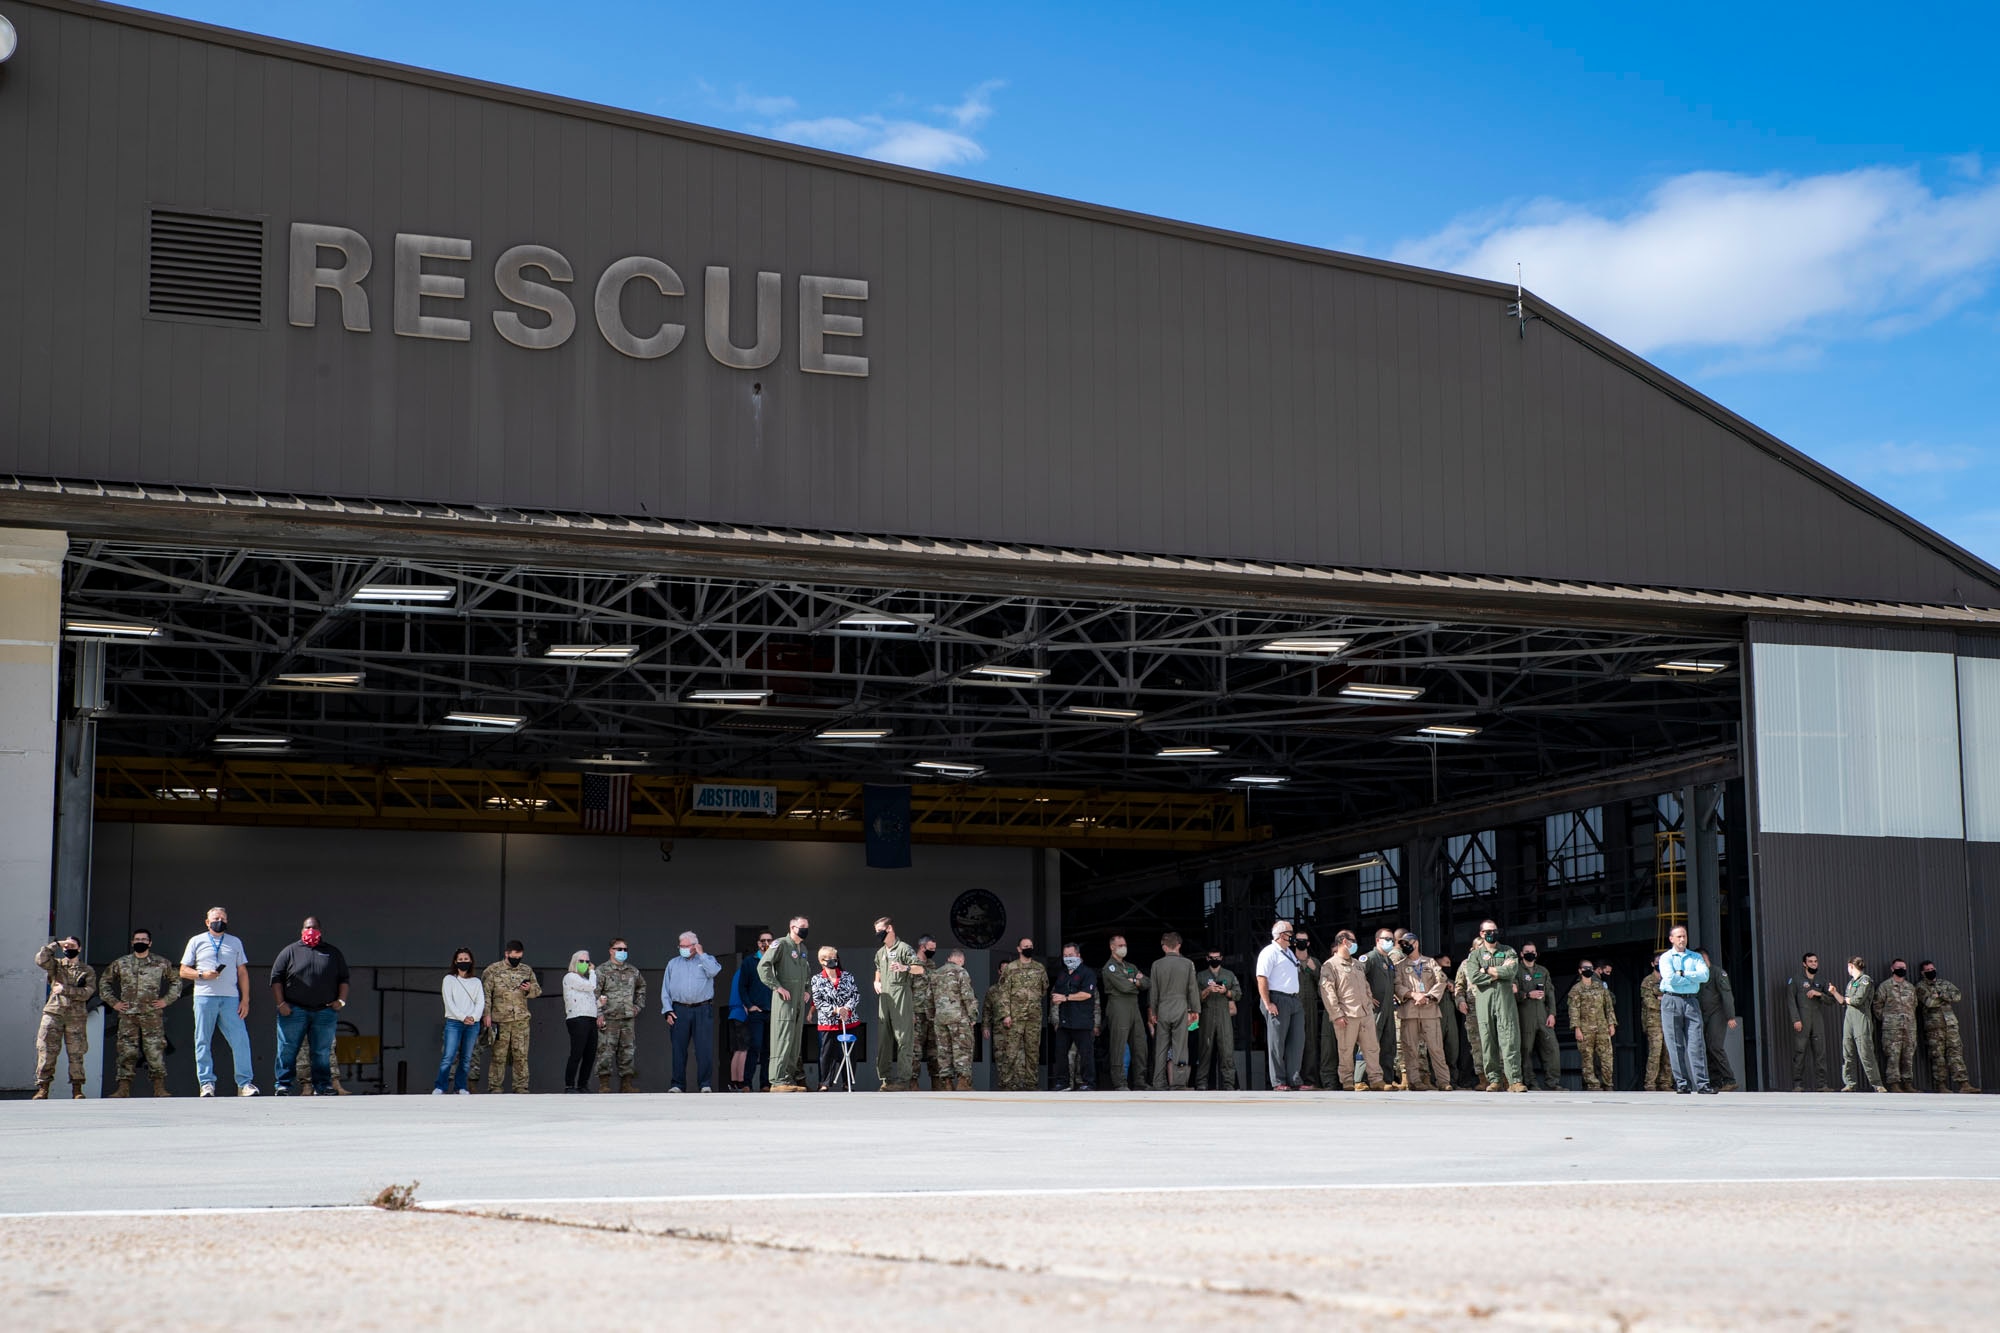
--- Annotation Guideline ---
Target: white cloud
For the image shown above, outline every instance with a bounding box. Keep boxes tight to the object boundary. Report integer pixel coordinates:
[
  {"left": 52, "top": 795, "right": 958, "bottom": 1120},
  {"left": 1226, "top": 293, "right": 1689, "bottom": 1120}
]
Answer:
[
  {"left": 1393, "top": 167, "right": 2000, "bottom": 355},
  {"left": 1840, "top": 441, "right": 1979, "bottom": 478},
  {"left": 751, "top": 81, "right": 1004, "bottom": 172},
  {"left": 732, "top": 91, "right": 798, "bottom": 118}
]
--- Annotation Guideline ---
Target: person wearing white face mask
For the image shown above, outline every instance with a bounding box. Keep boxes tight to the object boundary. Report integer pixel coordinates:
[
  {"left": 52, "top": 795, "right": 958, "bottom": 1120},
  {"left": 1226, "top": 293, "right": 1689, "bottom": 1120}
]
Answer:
[
  {"left": 1363, "top": 930, "right": 1401, "bottom": 1088},
  {"left": 1101, "top": 935, "right": 1150, "bottom": 1091},
  {"left": 1255, "top": 920, "right": 1304, "bottom": 1090},
  {"left": 1050, "top": 943, "right": 1100, "bottom": 1091},
  {"left": 662, "top": 931, "right": 721, "bottom": 1092}
]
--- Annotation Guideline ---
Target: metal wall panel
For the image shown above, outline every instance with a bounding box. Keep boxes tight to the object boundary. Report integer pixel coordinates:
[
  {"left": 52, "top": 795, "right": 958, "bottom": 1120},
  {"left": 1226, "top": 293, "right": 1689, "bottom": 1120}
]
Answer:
[
  {"left": 1969, "top": 842, "right": 2000, "bottom": 1090},
  {"left": 1752, "top": 833, "right": 1978, "bottom": 1090},
  {"left": 2, "top": 2, "right": 1997, "bottom": 605},
  {"left": 1752, "top": 643, "right": 1964, "bottom": 839},
  {"left": 1959, "top": 657, "right": 2000, "bottom": 843}
]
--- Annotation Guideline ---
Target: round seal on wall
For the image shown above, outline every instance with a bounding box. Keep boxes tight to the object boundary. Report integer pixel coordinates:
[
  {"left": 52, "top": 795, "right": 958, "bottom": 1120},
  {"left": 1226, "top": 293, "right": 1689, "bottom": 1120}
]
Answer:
[{"left": 949, "top": 888, "right": 1007, "bottom": 951}]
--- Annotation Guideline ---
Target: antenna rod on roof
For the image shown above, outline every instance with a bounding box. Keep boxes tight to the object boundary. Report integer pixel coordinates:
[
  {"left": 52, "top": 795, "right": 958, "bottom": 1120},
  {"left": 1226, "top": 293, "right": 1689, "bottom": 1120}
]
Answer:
[{"left": 1505, "top": 262, "right": 1540, "bottom": 339}]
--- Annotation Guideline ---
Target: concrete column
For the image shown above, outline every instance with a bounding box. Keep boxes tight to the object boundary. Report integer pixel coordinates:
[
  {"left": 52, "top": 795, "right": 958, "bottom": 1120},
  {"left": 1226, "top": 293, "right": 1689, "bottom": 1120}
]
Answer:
[{"left": 0, "top": 527, "right": 66, "bottom": 1091}]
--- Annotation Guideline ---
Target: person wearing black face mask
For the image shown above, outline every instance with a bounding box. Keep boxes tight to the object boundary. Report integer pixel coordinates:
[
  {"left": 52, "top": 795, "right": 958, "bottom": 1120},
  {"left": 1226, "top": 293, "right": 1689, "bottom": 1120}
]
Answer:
[
  {"left": 481, "top": 940, "right": 541, "bottom": 1093},
  {"left": 179, "top": 907, "right": 256, "bottom": 1097},
  {"left": 757, "top": 916, "right": 815, "bottom": 1092},
  {"left": 1874, "top": 958, "right": 1920, "bottom": 1092},
  {"left": 913, "top": 935, "right": 944, "bottom": 1089},
  {"left": 31, "top": 936, "right": 97, "bottom": 1099},
  {"left": 871, "top": 917, "right": 925, "bottom": 1091},
  {"left": 986, "top": 937, "right": 1050, "bottom": 1090},
  {"left": 1193, "top": 952, "right": 1241, "bottom": 1089},
  {"left": 436, "top": 949, "right": 485, "bottom": 1094},
  {"left": 101, "top": 929, "right": 183, "bottom": 1097},
  {"left": 1695, "top": 949, "right": 1739, "bottom": 1092},
  {"left": 1291, "top": 932, "right": 1324, "bottom": 1090},
  {"left": 1915, "top": 962, "right": 1975, "bottom": 1092},
  {"left": 1515, "top": 947, "right": 1559, "bottom": 1091}
]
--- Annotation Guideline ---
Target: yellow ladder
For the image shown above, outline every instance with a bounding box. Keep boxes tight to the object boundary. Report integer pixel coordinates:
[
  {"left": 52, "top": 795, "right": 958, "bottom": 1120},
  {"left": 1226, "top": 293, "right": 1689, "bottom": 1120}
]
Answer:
[{"left": 1655, "top": 830, "right": 1687, "bottom": 950}]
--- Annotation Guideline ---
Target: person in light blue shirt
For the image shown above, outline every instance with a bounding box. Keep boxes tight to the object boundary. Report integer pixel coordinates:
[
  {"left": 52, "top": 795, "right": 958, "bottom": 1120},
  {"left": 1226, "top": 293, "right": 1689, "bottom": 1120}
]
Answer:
[
  {"left": 662, "top": 932, "right": 723, "bottom": 1092},
  {"left": 1657, "top": 925, "right": 1715, "bottom": 1095},
  {"left": 178, "top": 905, "right": 258, "bottom": 1097}
]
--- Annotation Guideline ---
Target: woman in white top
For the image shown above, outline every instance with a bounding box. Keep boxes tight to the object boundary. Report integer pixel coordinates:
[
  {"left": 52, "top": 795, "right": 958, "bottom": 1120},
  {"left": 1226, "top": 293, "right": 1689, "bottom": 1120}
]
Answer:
[
  {"left": 562, "top": 949, "right": 601, "bottom": 1093},
  {"left": 434, "top": 947, "right": 486, "bottom": 1094}
]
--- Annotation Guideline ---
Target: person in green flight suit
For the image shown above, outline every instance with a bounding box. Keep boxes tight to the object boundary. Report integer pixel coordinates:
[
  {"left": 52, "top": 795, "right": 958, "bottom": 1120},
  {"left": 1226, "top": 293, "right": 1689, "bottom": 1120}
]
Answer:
[
  {"left": 758, "top": 915, "right": 816, "bottom": 1092},
  {"left": 1833, "top": 955, "right": 1887, "bottom": 1093},
  {"left": 1515, "top": 945, "right": 1559, "bottom": 1090},
  {"left": 1100, "top": 935, "right": 1150, "bottom": 1091},
  {"left": 871, "top": 916, "right": 925, "bottom": 1090},
  {"left": 1467, "top": 919, "right": 1525, "bottom": 1092}
]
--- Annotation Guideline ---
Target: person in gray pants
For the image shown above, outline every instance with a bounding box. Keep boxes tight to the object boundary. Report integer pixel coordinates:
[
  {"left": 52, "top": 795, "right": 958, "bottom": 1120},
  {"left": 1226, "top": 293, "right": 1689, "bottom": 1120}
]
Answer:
[{"left": 1255, "top": 920, "right": 1305, "bottom": 1089}]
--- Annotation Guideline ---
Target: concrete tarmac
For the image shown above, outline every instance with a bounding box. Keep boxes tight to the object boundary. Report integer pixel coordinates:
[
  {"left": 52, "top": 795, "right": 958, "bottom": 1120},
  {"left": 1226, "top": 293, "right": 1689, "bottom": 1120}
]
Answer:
[{"left": 3, "top": 1091, "right": 1994, "bottom": 1330}]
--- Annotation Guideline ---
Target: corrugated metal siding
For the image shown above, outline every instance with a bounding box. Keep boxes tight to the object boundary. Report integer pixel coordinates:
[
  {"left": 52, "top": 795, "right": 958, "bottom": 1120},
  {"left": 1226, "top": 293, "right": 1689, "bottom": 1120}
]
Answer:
[
  {"left": 1, "top": 3, "right": 1997, "bottom": 605},
  {"left": 1751, "top": 643, "right": 1964, "bottom": 839},
  {"left": 1753, "top": 833, "right": 1978, "bottom": 1090},
  {"left": 1960, "top": 658, "right": 2000, "bottom": 844},
  {"left": 1969, "top": 843, "right": 2000, "bottom": 1090}
]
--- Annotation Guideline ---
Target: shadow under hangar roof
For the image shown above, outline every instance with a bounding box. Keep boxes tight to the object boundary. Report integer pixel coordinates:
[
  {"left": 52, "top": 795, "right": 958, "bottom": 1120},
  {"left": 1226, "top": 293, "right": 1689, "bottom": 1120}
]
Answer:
[{"left": 4, "top": 0, "right": 1999, "bottom": 618}]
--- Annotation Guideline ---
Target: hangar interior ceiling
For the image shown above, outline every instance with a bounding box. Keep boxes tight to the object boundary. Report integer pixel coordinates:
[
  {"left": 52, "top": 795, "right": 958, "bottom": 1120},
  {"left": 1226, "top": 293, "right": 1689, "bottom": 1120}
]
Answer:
[{"left": 61, "top": 540, "right": 1744, "bottom": 832}]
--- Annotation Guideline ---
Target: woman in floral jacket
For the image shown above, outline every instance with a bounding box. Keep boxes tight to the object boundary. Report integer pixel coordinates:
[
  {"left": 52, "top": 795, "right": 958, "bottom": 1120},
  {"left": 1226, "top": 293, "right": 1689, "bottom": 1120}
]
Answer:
[{"left": 810, "top": 946, "right": 861, "bottom": 1091}]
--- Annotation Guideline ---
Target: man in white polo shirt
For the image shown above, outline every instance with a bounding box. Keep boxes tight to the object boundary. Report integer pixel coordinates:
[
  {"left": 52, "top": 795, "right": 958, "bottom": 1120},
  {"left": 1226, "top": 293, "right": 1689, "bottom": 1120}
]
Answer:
[
  {"left": 180, "top": 905, "right": 258, "bottom": 1097},
  {"left": 1255, "top": 919, "right": 1304, "bottom": 1090}
]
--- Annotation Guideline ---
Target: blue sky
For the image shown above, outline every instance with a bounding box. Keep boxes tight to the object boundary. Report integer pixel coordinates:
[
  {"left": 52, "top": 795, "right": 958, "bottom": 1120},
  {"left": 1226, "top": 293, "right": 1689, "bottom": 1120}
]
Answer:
[{"left": 147, "top": 1, "right": 2000, "bottom": 565}]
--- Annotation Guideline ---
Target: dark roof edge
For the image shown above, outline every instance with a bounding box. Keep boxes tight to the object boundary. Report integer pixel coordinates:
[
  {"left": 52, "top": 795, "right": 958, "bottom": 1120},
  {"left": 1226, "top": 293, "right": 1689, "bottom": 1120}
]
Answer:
[{"left": 42, "top": 0, "right": 2000, "bottom": 601}]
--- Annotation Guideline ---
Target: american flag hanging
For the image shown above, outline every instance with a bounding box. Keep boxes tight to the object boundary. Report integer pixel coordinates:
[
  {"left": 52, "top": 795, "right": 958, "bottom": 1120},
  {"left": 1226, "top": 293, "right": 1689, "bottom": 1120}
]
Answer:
[{"left": 580, "top": 772, "right": 631, "bottom": 833}]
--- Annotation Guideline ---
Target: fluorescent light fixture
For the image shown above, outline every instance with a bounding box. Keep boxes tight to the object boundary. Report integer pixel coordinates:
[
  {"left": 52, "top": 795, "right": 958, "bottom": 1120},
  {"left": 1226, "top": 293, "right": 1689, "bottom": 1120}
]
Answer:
[
  {"left": 1064, "top": 705, "right": 1144, "bottom": 721},
  {"left": 1157, "top": 744, "right": 1226, "bottom": 758},
  {"left": 63, "top": 617, "right": 162, "bottom": 639},
  {"left": 1258, "top": 636, "right": 1351, "bottom": 655},
  {"left": 441, "top": 710, "right": 526, "bottom": 731},
  {"left": 1228, "top": 774, "right": 1290, "bottom": 786},
  {"left": 913, "top": 760, "right": 986, "bottom": 777},
  {"left": 574, "top": 753, "right": 652, "bottom": 767},
  {"left": 685, "top": 688, "right": 774, "bottom": 703},
  {"left": 544, "top": 644, "right": 638, "bottom": 661},
  {"left": 275, "top": 672, "right": 364, "bottom": 688},
  {"left": 485, "top": 795, "right": 550, "bottom": 810},
  {"left": 153, "top": 787, "right": 220, "bottom": 802},
  {"left": 787, "top": 807, "right": 851, "bottom": 821},
  {"left": 1416, "top": 724, "right": 1481, "bottom": 739},
  {"left": 1340, "top": 682, "right": 1426, "bottom": 701},
  {"left": 351, "top": 584, "right": 455, "bottom": 603},
  {"left": 1319, "top": 854, "right": 1387, "bottom": 876},
  {"left": 837, "top": 611, "right": 933, "bottom": 627},
  {"left": 214, "top": 735, "right": 290, "bottom": 747},
  {"left": 1656, "top": 659, "right": 1728, "bottom": 675},
  {"left": 967, "top": 664, "right": 1050, "bottom": 681},
  {"left": 817, "top": 726, "right": 892, "bottom": 741}
]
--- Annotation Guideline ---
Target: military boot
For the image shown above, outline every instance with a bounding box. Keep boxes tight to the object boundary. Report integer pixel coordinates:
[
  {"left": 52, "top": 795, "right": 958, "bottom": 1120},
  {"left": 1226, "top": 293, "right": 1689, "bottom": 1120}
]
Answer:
[
  {"left": 110, "top": 1079, "right": 131, "bottom": 1098},
  {"left": 597, "top": 1073, "right": 611, "bottom": 1093},
  {"left": 71, "top": 1082, "right": 87, "bottom": 1100},
  {"left": 620, "top": 1075, "right": 640, "bottom": 1093},
  {"left": 152, "top": 1076, "right": 172, "bottom": 1097},
  {"left": 31, "top": 1082, "right": 49, "bottom": 1100}
]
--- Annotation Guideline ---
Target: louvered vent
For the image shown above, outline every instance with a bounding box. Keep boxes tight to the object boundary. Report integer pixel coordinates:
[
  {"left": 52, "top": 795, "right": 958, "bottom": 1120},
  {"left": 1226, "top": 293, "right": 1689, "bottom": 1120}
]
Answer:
[{"left": 147, "top": 210, "right": 265, "bottom": 325}]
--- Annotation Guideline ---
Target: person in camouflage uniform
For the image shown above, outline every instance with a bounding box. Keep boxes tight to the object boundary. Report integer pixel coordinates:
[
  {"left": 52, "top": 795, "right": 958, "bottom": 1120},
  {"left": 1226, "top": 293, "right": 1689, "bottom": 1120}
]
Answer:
[
  {"left": 1639, "top": 959, "right": 1674, "bottom": 1090},
  {"left": 930, "top": 948, "right": 980, "bottom": 1089},
  {"left": 1100, "top": 936, "right": 1149, "bottom": 1090},
  {"left": 593, "top": 938, "right": 646, "bottom": 1092},
  {"left": 1193, "top": 949, "right": 1241, "bottom": 1090},
  {"left": 1515, "top": 946, "right": 1559, "bottom": 1090},
  {"left": 1466, "top": 921, "right": 1525, "bottom": 1092},
  {"left": 100, "top": 928, "right": 182, "bottom": 1097},
  {"left": 912, "top": 935, "right": 940, "bottom": 1088},
  {"left": 33, "top": 937, "right": 96, "bottom": 1099},
  {"left": 1567, "top": 959, "right": 1616, "bottom": 1090},
  {"left": 1453, "top": 956, "right": 1481, "bottom": 1091},
  {"left": 482, "top": 940, "right": 542, "bottom": 1093},
  {"left": 1871, "top": 958, "right": 1920, "bottom": 1092},
  {"left": 1916, "top": 962, "right": 1974, "bottom": 1092},
  {"left": 985, "top": 938, "right": 1049, "bottom": 1090}
]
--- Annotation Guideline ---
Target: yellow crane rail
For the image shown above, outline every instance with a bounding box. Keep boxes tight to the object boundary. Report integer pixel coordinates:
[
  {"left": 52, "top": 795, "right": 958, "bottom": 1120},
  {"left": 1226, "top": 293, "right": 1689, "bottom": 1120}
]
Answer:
[{"left": 94, "top": 756, "right": 1263, "bottom": 851}]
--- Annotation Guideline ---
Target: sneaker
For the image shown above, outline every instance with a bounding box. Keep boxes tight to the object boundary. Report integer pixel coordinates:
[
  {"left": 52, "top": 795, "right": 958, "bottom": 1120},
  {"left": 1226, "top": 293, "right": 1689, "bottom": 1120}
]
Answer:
[
  {"left": 457, "top": 1089, "right": 470, "bottom": 1096},
  {"left": 699, "top": 1085, "right": 713, "bottom": 1093},
  {"left": 1697, "top": 1087, "right": 1719, "bottom": 1095},
  {"left": 199, "top": 1084, "right": 216, "bottom": 1098},
  {"left": 668, "top": 1087, "right": 683, "bottom": 1094},
  {"left": 431, "top": 1088, "right": 445, "bottom": 1096},
  {"left": 238, "top": 1084, "right": 260, "bottom": 1097}
]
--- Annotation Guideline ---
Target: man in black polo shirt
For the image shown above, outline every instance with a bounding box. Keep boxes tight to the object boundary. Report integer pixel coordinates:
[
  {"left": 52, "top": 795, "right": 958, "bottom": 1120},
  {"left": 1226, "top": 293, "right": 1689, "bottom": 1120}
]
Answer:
[
  {"left": 270, "top": 915, "right": 350, "bottom": 1096},
  {"left": 1051, "top": 943, "right": 1099, "bottom": 1091}
]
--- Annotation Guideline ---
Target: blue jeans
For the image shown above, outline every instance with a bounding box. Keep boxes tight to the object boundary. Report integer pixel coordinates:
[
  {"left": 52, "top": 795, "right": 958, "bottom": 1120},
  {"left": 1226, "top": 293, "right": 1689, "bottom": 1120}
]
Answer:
[
  {"left": 275, "top": 1006, "right": 338, "bottom": 1093},
  {"left": 669, "top": 1004, "right": 715, "bottom": 1090},
  {"left": 436, "top": 1020, "right": 479, "bottom": 1092},
  {"left": 1660, "top": 992, "right": 1710, "bottom": 1091},
  {"left": 193, "top": 994, "right": 255, "bottom": 1089}
]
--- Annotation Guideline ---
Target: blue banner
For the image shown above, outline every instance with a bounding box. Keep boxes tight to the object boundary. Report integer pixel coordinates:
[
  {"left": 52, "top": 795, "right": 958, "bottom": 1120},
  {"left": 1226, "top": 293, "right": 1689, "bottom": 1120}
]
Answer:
[{"left": 864, "top": 783, "right": 912, "bottom": 869}]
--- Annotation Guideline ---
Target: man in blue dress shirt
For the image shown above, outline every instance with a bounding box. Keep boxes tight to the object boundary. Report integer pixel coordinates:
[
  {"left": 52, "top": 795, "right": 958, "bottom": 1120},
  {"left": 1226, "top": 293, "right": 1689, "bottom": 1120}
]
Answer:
[{"left": 1657, "top": 925, "right": 1716, "bottom": 1096}]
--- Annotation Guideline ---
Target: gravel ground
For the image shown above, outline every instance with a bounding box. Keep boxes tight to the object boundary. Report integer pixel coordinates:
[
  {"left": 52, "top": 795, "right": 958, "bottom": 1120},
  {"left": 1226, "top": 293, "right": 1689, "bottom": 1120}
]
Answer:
[{"left": 4, "top": 1179, "right": 1991, "bottom": 1331}]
